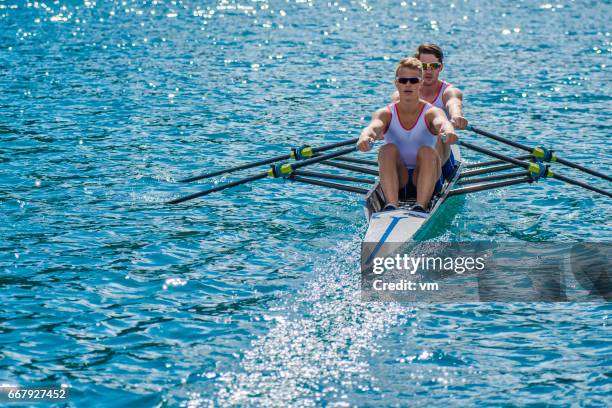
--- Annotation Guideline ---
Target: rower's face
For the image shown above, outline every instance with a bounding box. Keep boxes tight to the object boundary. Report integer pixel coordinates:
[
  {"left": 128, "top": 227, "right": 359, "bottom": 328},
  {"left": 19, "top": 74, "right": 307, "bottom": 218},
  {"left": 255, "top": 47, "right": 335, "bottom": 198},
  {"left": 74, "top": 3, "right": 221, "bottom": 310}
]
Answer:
[
  {"left": 419, "top": 53, "right": 443, "bottom": 85},
  {"left": 395, "top": 68, "right": 422, "bottom": 99}
]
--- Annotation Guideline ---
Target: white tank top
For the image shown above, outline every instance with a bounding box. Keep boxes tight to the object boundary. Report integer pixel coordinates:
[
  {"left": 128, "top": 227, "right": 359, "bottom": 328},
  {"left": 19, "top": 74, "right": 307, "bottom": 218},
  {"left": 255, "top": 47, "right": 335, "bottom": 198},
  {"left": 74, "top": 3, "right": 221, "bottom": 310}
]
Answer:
[
  {"left": 430, "top": 80, "right": 451, "bottom": 117},
  {"left": 383, "top": 102, "right": 437, "bottom": 169}
]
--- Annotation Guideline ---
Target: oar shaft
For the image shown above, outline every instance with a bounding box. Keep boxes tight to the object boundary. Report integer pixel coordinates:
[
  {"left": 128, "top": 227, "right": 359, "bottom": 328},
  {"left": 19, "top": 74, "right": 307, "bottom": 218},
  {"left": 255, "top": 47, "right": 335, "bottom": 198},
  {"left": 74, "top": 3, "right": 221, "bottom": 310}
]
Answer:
[
  {"left": 459, "top": 171, "right": 530, "bottom": 186},
  {"left": 449, "top": 176, "right": 534, "bottom": 197},
  {"left": 179, "top": 154, "right": 289, "bottom": 182},
  {"left": 459, "top": 141, "right": 529, "bottom": 170},
  {"left": 469, "top": 126, "right": 612, "bottom": 182},
  {"left": 332, "top": 156, "right": 379, "bottom": 167},
  {"left": 179, "top": 137, "right": 359, "bottom": 183},
  {"left": 169, "top": 146, "right": 358, "bottom": 204},
  {"left": 552, "top": 173, "right": 612, "bottom": 198},
  {"left": 288, "top": 175, "right": 369, "bottom": 194},
  {"left": 460, "top": 163, "right": 519, "bottom": 178},
  {"left": 555, "top": 156, "right": 612, "bottom": 182},
  {"left": 292, "top": 170, "right": 374, "bottom": 184},
  {"left": 291, "top": 146, "right": 357, "bottom": 170},
  {"left": 469, "top": 126, "right": 532, "bottom": 152},
  {"left": 313, "top": 137, "right": 359, "bottom": 153},
  {"left": 168, "top": 172, "right": 268, "bottom": 204},
  {"left": 320, "top": 161, "right": 380, "bottom": 176},
  {"left": 464, "top": 154, "right": 532, "bottom": 169},
  {"left": 459, "top": 140, "right": 612, "bottom": 198}
]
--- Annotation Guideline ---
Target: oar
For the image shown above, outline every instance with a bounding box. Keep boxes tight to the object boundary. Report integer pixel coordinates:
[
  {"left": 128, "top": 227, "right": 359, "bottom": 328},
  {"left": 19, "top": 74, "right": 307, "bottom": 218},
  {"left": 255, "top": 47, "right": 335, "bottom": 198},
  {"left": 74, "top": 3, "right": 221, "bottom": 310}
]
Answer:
[
  {"left": 459, "top": 140, "right": 612, "bottom": 198},
  {"left": 468, "top": 125, "right": 612, "bottom": 182},
  {"left": 178, "top": 137, "right": 359, "bottom": 183},
  {"left": 167, "top": 146, "right": 358, "bottom": 204}
]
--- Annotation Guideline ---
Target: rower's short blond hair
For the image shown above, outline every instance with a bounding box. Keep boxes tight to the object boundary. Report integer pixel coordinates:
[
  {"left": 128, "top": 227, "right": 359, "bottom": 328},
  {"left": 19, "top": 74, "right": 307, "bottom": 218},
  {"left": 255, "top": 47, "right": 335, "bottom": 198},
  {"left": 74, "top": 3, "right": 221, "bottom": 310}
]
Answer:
[{"left": 395, "top": 57, "right": 423, "bottom": 77}]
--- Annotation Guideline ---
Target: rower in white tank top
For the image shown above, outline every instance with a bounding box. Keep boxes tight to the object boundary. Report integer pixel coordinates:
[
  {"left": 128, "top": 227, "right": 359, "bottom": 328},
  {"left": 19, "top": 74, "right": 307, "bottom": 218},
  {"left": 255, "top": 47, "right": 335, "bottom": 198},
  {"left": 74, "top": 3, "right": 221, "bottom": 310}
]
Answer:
[
  {"left": 427, "top": 80, "right": 458, "bottom": 179},
  {"left": 383, "top": 102, "right": 438, "bottom": 169},
  {"left": 429, "top": 80, "right": 452, "bottom": 117}
]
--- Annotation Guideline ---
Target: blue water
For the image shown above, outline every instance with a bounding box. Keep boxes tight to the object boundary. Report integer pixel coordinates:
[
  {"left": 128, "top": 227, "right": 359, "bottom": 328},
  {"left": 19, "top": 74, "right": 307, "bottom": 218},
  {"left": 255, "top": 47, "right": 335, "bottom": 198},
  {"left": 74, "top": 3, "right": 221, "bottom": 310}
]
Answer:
[{"left": 1, "top": 0, "right": 611, "bottom": 406}]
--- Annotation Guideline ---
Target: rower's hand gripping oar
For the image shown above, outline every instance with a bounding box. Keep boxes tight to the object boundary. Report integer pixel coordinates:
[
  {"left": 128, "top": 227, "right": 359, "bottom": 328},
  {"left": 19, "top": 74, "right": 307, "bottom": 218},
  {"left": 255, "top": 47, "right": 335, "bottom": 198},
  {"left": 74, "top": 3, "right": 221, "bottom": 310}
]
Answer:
[
  {"left": 467, "top": 125, "right": 612, "bottom": 183},
  {"left": 178, "top": 137, "right": 359, "bottom": 183},
  {"left": 167, "top": 145, "right": 358, "bottom": 204}
]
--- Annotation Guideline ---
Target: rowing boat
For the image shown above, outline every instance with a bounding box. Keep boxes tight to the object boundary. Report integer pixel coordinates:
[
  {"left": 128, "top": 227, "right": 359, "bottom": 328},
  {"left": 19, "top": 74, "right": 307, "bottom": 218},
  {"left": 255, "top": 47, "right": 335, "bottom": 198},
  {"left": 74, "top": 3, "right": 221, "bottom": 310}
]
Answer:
[
  {"left": 363, "top": 145, "right": 463, "bottom": 246},
  {"left": 169, "top": 127, "right": 610, "bottom": 247}
]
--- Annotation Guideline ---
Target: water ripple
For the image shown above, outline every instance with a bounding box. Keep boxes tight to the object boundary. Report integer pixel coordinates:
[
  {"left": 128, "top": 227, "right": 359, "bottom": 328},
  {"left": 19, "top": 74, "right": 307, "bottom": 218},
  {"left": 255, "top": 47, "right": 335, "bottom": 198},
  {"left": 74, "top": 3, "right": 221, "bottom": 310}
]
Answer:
[{"left": 0, "top": 1, "right": 610, "bottom": 407}]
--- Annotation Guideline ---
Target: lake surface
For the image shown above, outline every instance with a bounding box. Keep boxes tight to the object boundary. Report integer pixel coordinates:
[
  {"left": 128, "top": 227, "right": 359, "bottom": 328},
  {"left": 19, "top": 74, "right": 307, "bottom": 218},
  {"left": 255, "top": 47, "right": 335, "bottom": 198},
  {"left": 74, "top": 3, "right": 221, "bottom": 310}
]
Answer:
[{"left": 1, "top": 0, "right": 610, "bottom": 406}]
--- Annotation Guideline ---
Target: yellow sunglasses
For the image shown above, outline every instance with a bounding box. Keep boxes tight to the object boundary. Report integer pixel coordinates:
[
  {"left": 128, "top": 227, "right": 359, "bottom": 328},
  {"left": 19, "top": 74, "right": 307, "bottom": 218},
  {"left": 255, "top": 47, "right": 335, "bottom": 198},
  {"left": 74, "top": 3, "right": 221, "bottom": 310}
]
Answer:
[{"left": 422, "top": 62, "right": 442, "bottom": 70}]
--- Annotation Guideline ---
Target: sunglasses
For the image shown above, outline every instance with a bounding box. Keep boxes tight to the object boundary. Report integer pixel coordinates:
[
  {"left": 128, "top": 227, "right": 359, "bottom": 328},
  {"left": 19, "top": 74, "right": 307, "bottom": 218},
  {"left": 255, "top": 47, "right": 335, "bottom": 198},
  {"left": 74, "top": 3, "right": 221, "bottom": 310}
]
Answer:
[
  {"left": 396, "top": 77, "right": 421, "bottom": 84},
  {"left": 422, "top": 62, "right": 442, "bottom": 70}
]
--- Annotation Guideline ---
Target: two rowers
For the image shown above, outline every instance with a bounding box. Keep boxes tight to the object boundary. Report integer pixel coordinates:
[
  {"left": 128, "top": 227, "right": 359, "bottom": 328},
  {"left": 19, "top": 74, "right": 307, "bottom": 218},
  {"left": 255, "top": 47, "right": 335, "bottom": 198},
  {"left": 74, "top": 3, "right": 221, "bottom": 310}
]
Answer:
[{"left": 357, "top": 44, "right": 467, "bottom": 213}]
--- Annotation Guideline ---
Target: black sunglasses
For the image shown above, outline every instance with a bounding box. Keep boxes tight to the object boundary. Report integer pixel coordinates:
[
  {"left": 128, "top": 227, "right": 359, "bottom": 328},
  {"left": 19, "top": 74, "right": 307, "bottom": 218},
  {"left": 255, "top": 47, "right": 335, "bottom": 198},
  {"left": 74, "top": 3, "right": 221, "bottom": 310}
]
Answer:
[{"left": 396, "top": 77, "right": 422, "bottom": 84}]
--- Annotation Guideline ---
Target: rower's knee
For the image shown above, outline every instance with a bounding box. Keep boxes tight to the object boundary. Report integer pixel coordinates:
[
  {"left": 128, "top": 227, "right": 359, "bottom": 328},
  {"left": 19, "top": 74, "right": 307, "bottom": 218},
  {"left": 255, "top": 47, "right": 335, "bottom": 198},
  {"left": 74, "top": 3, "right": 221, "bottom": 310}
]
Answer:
[
  {"left": 417, "top": 146, "right": 440, "bottom": 164},
  {"left": 378, "top": 143, "right": 400, "bottom": 162}
]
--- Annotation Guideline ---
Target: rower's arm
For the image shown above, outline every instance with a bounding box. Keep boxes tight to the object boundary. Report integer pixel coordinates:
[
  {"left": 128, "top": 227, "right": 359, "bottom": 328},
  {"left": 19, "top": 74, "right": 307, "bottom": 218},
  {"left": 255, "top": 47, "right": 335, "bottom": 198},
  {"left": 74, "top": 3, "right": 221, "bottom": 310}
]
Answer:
[
  {"left": 428, "top": 107, "right": 458, "bottom": 144},
  {"left": 357, "top": 107, "right": 391, "bottom": 151},
  {"left": 443, "top": 87, "right": 468, "bottom": 129},
  {"left": 368, "top": 107, "right": 391, "bottom": 139}
]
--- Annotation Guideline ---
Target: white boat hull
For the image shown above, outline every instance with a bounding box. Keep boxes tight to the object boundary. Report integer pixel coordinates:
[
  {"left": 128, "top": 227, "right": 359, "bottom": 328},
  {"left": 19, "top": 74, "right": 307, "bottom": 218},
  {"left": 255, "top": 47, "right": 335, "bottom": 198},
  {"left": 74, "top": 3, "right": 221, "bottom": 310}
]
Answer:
[{"left": 363, "top": 145, "right": 463, "bottom": 245}]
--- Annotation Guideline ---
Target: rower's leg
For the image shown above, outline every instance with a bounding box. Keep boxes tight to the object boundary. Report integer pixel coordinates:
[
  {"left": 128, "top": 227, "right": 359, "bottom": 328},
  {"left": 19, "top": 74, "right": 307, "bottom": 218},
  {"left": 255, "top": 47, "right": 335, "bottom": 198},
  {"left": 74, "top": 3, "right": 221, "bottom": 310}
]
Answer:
[
  {"left": 378, "top": 144, "right": 408, "bottom": 207},
  {"left": 436, "top": 138, "right": 451, "bottom": 167},
  {"left": 412, "top": 146, "right": 441, "bottom": 209}
]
